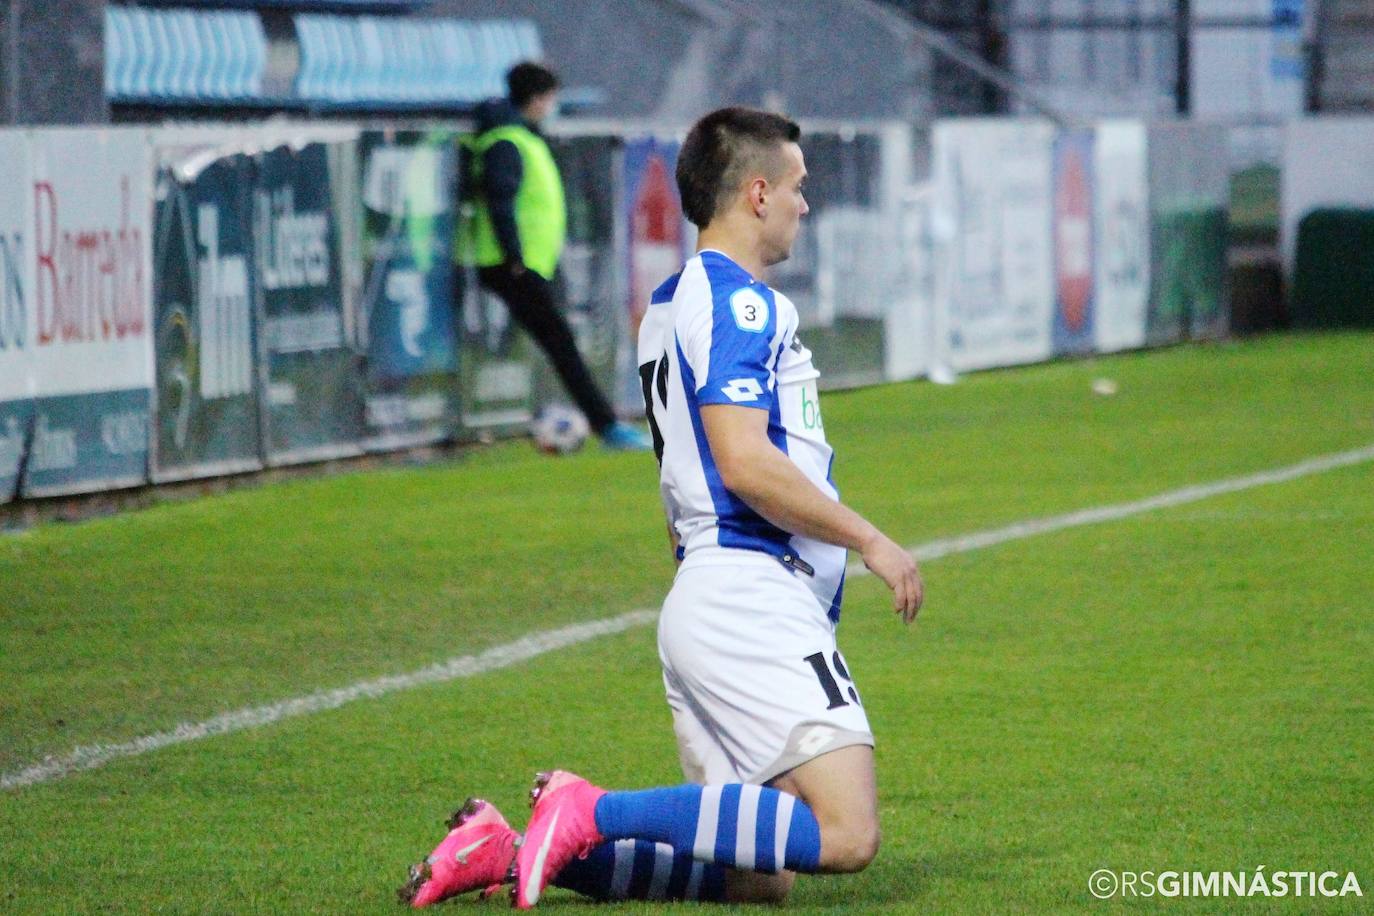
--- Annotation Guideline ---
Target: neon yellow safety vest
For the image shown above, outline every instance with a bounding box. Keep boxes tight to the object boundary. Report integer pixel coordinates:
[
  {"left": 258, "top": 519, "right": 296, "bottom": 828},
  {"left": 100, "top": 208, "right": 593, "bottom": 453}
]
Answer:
[{"left": 456, "top": 124, "right": 566, "bottom": 280}]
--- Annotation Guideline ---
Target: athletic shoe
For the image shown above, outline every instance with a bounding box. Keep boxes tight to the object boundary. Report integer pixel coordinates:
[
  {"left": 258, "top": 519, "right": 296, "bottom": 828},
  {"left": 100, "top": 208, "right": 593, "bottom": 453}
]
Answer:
[
  {"left": 600, "top": 422, "right": 652, "bottom": 452},
  {"left": 397, "top": 798, "right": 519, "bottom": 908},
  {"left": 512, "top": 770, "right": 607, "bottom": 908}
]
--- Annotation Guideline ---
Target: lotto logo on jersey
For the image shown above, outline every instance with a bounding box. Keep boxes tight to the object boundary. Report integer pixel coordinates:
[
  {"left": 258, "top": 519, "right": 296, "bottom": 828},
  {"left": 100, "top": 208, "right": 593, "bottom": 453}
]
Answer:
[
  {"left": 721, "top": 378, "right": 764, "bottom": 403},
  {"left": 729, "top": 288, "right": 769, "bottom": 332}
]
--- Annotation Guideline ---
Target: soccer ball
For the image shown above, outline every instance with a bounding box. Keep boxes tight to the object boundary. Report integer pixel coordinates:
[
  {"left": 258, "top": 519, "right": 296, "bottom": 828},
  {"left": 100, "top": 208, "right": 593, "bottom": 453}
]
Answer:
[{"left": 530, "top": 404, "right": 590, "bottom": 455}]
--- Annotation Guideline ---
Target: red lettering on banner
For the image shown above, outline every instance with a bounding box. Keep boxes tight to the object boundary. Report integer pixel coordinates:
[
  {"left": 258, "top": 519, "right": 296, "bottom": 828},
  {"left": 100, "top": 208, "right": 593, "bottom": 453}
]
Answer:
[
  {"left": 33, "top": 175, "right": 145, "bottom": 347},
  {"left": 35, "top": 181, "right": 57, "bottom": 345}
]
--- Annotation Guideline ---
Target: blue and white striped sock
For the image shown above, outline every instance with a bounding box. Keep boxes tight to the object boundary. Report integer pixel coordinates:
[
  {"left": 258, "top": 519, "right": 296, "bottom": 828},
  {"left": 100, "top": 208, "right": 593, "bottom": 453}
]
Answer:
[
  {"left": 593, "top": 784, "right": 822, "bottom": 873},
  {"left": 553, "top": 839, "right": 727, "bottom": 901}
]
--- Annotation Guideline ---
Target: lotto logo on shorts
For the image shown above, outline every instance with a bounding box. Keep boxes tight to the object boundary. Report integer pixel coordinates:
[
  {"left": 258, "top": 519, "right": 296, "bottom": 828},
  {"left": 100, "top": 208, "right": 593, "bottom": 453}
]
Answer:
[
  {"left": 721, "top": 378, "right": 764, "bottom": 403},
  {"left": 795, "top": 725, "right": 837, "bottom": 756}
]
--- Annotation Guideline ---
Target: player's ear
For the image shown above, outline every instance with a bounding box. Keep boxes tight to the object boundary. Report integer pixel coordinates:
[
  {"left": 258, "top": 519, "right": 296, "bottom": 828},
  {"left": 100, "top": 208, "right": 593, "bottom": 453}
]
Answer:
[{"left": 748, "top": 176, "right": 769, "bottom": 219}]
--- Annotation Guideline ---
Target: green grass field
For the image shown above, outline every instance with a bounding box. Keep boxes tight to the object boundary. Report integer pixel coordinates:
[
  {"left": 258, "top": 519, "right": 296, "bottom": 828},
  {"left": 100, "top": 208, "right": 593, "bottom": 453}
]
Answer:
[{"left": 3, "top": 332, "right": 1372, "bottom": 913}]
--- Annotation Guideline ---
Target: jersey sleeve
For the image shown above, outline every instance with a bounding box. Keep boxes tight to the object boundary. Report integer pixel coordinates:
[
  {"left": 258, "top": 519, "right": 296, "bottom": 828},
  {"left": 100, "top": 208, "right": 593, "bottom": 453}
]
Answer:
[{"left": 679, "top": 282, "right": 783, "bottom": 411}]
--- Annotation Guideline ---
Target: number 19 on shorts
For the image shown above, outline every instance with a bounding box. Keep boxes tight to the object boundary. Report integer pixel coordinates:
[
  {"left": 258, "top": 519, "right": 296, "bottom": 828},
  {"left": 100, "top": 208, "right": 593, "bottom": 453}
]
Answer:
[{"left": 804, "top": 651, "right": 861, "bottom": 710}]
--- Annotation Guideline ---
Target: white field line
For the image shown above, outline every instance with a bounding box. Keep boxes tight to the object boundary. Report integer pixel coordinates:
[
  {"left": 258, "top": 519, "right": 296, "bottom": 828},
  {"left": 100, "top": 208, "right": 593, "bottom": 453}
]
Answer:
[
  {"left": 846, "top": 444, "right": 1374, "bottom": 576},
  {"left": 5, "top": 443, "right": 1373, "bottom": 792},
  {"left": 1, "top": 612, "right": 657, "bottom": 792}
]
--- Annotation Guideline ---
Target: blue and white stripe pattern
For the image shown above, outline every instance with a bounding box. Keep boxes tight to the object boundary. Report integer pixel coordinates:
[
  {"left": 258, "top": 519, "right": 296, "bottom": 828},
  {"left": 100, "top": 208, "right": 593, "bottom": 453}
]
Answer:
[
  {"left": 594, "top": 783, "right": 822, "bottom": 875},
  {"left": 638, "top": 249, "right": 850, "bottom": 620},
  {"left": 554, "top": 838, "right": 726, "bottom": 902},
  {"left": 609, "top": 840, "right": 704, "bottom": 900},
  {"left": 689, "top": 784, "right": 810, "bottom": 873}
]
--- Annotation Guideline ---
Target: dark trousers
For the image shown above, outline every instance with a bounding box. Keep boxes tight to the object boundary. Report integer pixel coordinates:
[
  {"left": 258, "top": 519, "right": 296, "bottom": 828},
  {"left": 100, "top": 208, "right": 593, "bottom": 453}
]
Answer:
[{"left": 477, "top": 265, "right": 617, "bottom": 434}]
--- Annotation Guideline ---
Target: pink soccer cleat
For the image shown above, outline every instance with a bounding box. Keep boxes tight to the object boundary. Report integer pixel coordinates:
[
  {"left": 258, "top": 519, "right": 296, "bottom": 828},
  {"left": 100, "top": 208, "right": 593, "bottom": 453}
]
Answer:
[
  {"left": 397, "top": 798, "right": 519, "bottom": 908},
  {"left": 511, "top": 770, "right": 608, "bottom": 909}
]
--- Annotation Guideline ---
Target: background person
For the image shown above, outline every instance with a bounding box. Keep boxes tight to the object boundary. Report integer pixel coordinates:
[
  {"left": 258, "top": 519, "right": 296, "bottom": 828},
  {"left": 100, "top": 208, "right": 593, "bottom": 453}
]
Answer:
[{"left": 458, "top": 61, "right": 650, "bottom": 451}]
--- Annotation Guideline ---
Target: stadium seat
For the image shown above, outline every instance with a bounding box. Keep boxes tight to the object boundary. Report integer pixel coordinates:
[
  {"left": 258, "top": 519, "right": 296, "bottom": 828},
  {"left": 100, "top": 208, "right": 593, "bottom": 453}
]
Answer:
[
  {"left": 106, "top": 5, "right": 540, "bottom": 110},
  {"left": 105, "top": 6, "right": 266, "bottom": 103},
  {"left": 290, "top": 14, "right": 540, "bottom": 106}
]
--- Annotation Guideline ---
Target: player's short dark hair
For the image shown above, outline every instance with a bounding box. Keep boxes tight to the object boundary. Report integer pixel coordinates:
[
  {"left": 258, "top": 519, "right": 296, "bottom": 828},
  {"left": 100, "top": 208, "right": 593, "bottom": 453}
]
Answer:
[
  {"left": 506, "top": 62, "right": 560, "bottom": 108},
  {"left": 676, "top": 107, "right": 801, "bottom": 229}
]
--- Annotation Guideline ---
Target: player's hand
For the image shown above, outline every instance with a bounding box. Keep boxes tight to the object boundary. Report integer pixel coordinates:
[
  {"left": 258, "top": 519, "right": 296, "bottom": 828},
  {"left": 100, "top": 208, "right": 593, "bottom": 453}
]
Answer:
[{"left": 859, "top": 531, "right": 924, "bottom": 624}]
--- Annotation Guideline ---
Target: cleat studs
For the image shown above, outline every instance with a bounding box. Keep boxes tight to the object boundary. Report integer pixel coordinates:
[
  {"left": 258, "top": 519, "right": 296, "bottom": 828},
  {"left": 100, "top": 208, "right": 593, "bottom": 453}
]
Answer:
[
  {"left": 396, "top": 862, "right": 430, "bottom": 905},
  {"left": 446, "top": 797, "right": 483, "bottom": 830},
  {"left": 529, "top": 772, "right": 552, "bottom": 808}
]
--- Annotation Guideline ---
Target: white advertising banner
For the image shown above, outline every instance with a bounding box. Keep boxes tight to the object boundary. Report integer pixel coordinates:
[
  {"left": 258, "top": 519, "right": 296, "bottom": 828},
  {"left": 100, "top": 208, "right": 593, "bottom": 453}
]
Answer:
[
  {"left": 815, "top": 206, "right": 891, "bottom": 322},
  {"left": 23, "top": 128, "right": 154, "bottom": 495},
  {"left": 28, "top": 129, "right": 153, "bottom": 398},
  {"left": 885, "top": 184, "right": 933, "bottom": 383},
  {"left": 1092, "top": 120, "right": 1150, "bottom": 353},
  {"left": 932, "top": 119, "right": 1056, "bottom": 373},
  {"left": 0, "top": 131, "right": 33, "bottom": 501}
]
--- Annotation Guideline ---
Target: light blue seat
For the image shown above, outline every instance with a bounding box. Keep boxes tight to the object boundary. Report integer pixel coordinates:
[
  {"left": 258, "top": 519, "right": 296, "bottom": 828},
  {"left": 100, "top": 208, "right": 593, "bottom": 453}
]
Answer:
[
  {"left": 106, "top": 6, "right": 542, "bottom": 108},
  {"left": 103, "top": 6, "right": 267, "bottom": 102}
]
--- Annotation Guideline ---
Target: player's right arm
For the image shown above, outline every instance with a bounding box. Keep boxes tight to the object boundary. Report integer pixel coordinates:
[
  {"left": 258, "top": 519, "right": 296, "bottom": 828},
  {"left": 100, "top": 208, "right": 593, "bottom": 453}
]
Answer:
[
  {"left": 679, "top": 275, "right": 921, "bottom": 620},
  {"left": 700, "top": 404, "right": 923, "bottom": 622}
]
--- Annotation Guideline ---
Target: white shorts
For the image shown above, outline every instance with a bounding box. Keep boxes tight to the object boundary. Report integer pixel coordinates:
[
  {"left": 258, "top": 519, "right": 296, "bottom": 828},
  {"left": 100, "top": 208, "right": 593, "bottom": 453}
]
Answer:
[{"left": 657, "top": 546, "right": 874, "bottom": 786}]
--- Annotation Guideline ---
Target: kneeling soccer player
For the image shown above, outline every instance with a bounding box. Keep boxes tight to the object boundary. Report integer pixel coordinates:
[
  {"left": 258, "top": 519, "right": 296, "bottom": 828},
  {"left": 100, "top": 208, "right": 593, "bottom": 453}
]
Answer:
[{"left": 399, "top": 106, "right": 924, "bottom": 909}]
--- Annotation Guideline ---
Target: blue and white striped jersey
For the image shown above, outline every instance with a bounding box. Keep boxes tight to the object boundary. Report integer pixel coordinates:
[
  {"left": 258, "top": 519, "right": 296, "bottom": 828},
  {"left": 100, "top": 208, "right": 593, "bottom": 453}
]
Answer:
[{"left": 637, "top": 249, "right": 847, "bottom": 622}]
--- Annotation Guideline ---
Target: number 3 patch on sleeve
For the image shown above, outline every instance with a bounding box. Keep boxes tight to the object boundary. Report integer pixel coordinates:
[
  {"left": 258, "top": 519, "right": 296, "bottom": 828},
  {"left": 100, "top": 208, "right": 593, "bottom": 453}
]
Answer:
[{"left": 729, "top": 287, "right": 770, "bottom": 333}]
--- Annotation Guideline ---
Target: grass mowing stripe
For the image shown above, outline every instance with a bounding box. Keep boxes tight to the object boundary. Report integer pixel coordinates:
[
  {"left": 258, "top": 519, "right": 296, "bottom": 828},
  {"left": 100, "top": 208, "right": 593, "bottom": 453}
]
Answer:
[
  {"left": 0, "top": 610, "right": 657, "bottom": 792},
  {"left": 847, "top": 442, "right": 1374, "bottom": 575},
  {"left": 6, "top": 441, "right": 1372, "bottom": 794}
]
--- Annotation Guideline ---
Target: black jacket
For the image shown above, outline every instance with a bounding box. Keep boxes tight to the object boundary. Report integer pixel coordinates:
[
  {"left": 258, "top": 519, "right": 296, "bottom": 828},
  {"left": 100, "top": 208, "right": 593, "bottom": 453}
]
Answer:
[{"left": 471, "top": 98, "right": 546, "bottom": 268}]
